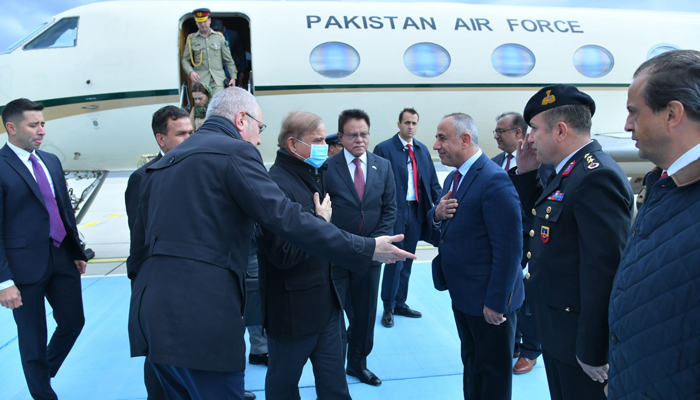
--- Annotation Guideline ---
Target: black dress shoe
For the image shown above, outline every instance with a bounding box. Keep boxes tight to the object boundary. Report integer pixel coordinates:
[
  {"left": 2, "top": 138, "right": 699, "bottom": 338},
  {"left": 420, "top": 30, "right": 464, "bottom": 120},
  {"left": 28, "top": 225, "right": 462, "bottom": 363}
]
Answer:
[
  {"left": 249, "top": 353, "right": 268, "bottom": 366},
  {"left": 244, "top": 390, "right": 256, "bottom": 400},
  {"left": 393, "top": 306, "right": 422, "bottom": 318},
  {"left": 381, "top": 310, "right": 394, "bottom": 327},
  {"left": 346, "top": 367, "right": 382, "bottom": 386}
]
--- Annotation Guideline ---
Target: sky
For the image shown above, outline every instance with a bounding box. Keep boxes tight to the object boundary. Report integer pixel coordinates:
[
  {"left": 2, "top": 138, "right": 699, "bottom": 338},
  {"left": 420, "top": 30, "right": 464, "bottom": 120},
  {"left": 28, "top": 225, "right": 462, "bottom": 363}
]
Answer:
[{"left": 3, "top": 0, "right": 700, "bottom": 51}]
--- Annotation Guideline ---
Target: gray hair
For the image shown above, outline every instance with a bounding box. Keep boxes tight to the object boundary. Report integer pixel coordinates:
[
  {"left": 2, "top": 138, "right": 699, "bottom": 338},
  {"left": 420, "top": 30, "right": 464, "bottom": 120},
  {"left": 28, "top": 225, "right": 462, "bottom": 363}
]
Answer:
[
  {"left": 634, "top": 49, "right": 700, "bottom": 122},
  {"left": 445, "top": 113, "right": 479, "bottom": 145},
  {"left": 206, "top": 87, "right": 259, "bottom": 121}
]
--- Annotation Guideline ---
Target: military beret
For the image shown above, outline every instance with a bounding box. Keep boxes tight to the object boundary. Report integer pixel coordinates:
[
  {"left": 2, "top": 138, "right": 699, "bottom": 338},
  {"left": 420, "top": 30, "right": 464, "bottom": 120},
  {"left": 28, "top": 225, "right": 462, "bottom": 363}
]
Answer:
[
  {"left": 192, "top": 8, "right": 211, "bottom": 23},
  {"left": 325, "top": 133, "right": 341, "bottom": 146},
  {"left": 523, "top": 84, "right": 596, "bottom": 124}
]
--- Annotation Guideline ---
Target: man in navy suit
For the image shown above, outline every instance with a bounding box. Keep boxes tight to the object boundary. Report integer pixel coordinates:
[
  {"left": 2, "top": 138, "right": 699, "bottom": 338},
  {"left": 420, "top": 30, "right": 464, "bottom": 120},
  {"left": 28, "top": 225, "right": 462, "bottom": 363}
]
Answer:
[
  {"left": 0, "top": 98, "right": 88, "bottom": 400},
  {"left": 491, "top": 111, "right": 546, "bottom": 375},
  {"left": 124, "top": 105, "right": 192, "bottom": 400},
  {"left": 325, "top": 109, "right": 396, "bottom": 386},
  {"left": 429, "top": 113, "right": 524, "bottom": 400},
  {"left": 373, "top": 108, "right": 440, "bottom": 328},
  {"left": 128, "top": 90, "right": 411, "bottom": 399}
]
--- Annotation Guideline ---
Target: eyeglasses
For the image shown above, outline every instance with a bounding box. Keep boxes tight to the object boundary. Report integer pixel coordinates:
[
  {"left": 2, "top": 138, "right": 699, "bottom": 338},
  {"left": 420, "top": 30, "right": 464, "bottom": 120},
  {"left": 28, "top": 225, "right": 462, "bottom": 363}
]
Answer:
[
  {"left": 493, "top": 127, "right": 518, "bottom": 135},
  {"left": 245, "top": 112, "right": 266, "bottom": 134},
  {"left": 342, "top": 132, "right": 370, "bottom": 141}
]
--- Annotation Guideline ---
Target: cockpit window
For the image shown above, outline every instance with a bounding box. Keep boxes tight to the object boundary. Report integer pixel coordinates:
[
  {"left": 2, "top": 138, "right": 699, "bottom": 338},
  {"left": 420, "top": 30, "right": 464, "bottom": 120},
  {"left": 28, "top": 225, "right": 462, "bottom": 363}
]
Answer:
[
  {"left": 1, "top": 21, "right": 50, "bottom": 54},
  {"left": 24, "top": 17, "right": 79, "bottom": 50}
]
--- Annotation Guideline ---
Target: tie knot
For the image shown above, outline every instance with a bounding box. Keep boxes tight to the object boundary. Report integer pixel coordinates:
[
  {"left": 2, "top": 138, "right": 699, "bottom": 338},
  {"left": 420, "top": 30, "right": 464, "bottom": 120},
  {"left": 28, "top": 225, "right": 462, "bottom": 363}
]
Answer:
[
  {"left": 507, "top": 154, "right": 513, "bottom": 160},
  {"left": 353, "top": 158, "right": 362, "bottom": 167},
  {"left": 29, "top": 153, "right": 39, "bottom": 164},
  {"left": 407, "top": 143, "right": 412, "bottom": 150}
]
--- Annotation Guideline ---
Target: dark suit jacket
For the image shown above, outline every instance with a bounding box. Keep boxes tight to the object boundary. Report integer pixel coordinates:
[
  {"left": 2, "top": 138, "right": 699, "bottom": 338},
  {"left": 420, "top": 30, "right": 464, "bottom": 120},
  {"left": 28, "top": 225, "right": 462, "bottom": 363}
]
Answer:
[
  {"left": 428, "top": 152, "right": 524, "bottom": 317},
  {"left": 510, "top": 140, "right": 633, "bottom": 367},
  {"left": 257, "top": 150, "right": 346, "bottom": 339},
  {"left": 323, "top": 150, "right": 396, "bottom": 272},
  {"left": 0, "top": 145, "right": 86, "bottom": 285},
  {"left": 125, "top": 153, "right": 162, "bottom": 232},
  {"left": 373, "top": 134, "right": 441, "bottom": 242},
  {"left": 127, "top": 116, "right": 376, "bottom": 373}
]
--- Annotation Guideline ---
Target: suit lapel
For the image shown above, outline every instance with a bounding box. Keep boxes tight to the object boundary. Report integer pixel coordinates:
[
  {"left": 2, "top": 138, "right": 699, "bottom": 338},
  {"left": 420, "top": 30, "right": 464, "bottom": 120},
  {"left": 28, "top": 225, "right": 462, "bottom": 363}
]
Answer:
[
  {"left": 534, "top": 141, "right": 599, "bottom": 205},
  {"left": 334, "top": 153, "right": 361, "bottom": 203},
  {"left": 1, "top": 145, "right": 47, "bottom": 209},
  {"left": 39, "top": 150, "right": 70, "bottom": 214},
  {"left": 365, "top": 152, "right": 378, "bottom": 192}
]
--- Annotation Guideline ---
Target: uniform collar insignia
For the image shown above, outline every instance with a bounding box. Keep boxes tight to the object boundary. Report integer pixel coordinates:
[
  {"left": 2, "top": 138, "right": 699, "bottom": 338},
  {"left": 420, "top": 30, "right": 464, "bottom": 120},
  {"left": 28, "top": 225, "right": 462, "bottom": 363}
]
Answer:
[{"left": 562, "top": 160, "right": 575, "bottom": 176}]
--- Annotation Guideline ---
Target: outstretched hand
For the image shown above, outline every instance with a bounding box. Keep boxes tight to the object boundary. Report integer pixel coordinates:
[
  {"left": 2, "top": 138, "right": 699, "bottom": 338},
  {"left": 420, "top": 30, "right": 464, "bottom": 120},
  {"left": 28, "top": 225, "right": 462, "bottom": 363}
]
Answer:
[{"left": 373, "top": 234, "right": 417, "bottom": 264}]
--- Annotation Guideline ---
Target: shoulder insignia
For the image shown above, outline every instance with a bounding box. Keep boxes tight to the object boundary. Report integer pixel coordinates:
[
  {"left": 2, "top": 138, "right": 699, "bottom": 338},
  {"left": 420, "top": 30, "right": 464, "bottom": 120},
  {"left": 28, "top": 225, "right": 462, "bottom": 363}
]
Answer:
[
  {"left": 562, "top": 160, "right": 575, "bottom": 176},
  {"left": 187, "top": 33, "right": 195, "bottom": 38},
  {"left": 584, "top": 152, "right": 600, "bottom": 170},
  {"left": 214, "top": 31, "right": 224, "bottom": 37}
]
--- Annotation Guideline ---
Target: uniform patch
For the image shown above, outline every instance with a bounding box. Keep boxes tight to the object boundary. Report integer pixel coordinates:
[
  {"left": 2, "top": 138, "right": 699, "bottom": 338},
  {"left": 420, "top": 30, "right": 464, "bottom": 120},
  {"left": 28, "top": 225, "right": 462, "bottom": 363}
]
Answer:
[
  {"left": 541, "top": 226, "right": 550, "bottom": 243},
  {"left": 584, "top": 153, "right": 600, "bottom": 169},
  {"left": 547, "top": 190, "right": 565, "bottom": 201},
  {"left": 542, "top": 90, "right": 557, "bottom": 106},
  {"left": 588, "top": 163, "right": 599, "bottom": 169},
  {"left": 562, "top": 161, "right": 575, "bottom": 176}
]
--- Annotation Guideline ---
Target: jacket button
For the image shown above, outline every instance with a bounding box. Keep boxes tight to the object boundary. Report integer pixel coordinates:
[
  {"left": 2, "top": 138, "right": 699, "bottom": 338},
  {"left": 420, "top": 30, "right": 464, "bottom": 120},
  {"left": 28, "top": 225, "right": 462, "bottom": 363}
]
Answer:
[
  {"left": 441, "top": 239, "right": 444, "bottom": 244},
  {"left": 546, "top": 206, "right": 552, "bottom": 213},
  {"left": 545, "top": 214, "right": 550, "bottom": 220},
  {"left": 529, "top": 230, "right": 535, "bottom": 237},
  {"left": 565, "top": 307, "right": 571, "bottom": 312},
  {"left": 532, "top": 209, "right": 537, "bottom": 216},
  {"left": 525, "top": 273, "right": 531, "bottom": 280},
  {"left": 611, "top": 333, "right": 618, "bottom": 344},
  {"left": 526, "top": 251, "right": 531, "bottom": 259}
]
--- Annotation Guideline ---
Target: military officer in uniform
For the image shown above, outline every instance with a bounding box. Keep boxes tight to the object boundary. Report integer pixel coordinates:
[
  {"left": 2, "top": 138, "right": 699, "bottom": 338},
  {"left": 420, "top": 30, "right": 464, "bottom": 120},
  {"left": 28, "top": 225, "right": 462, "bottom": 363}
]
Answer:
[
  {"left": 511, "top": 85, "right": 633, "bottom": 400},
  {"left": 181, "top": 8, "right": 237, "bottom": 95}
]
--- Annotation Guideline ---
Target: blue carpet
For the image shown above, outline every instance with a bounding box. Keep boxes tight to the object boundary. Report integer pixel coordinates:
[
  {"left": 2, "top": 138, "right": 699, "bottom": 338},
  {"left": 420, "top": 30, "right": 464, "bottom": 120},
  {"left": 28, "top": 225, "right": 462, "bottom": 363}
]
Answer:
[{"left": 0, "top": 261, "right": 551, "bottom": 399}]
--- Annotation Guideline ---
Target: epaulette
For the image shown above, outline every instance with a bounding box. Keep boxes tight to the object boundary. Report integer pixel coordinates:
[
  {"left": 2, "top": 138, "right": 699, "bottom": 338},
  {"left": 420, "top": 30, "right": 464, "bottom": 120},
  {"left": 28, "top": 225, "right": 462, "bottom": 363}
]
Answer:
[
  {"left": 214, "top": 31, "right": 224, "bottom": 37},
  {"left": 187, "top": 33, "right": 195, "bottom": 39},
  {"left": 583, "top": 152, "right": 600, "bottom": 170}
]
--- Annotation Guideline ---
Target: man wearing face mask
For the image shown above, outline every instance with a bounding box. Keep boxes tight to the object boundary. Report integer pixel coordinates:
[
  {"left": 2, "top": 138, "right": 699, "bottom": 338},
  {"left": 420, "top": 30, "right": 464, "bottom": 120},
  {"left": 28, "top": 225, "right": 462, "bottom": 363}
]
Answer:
[
  {"left": 325, "top": 109, "right": 397, "bottom": 386},
  {"left": 257, "top": 111, "right": 354, "bottom": 399}
]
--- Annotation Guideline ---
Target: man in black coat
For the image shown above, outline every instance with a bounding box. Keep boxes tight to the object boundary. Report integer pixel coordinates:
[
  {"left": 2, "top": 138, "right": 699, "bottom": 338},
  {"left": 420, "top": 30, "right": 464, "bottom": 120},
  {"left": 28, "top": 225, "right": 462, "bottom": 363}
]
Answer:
[
  {"left": 124, "top": 105, "right": 192, "bottom": 400},
  {"left": 128, "top": 88, "right": 412, "bottom": 400},
  {"left": 258, "top": 111, "right": 354, "bottom": 400},
  {"left": 511, "top": 85, "right": 633, "bottom": 400},
  {"left": 124, "top": 106, "right": 193, "bottom": 232},
  {"left": 0, "top": 98, "right": 88, "bottom": 400},
  {"left": 325, "top": 109, "right": 397, "bottom": 387}
]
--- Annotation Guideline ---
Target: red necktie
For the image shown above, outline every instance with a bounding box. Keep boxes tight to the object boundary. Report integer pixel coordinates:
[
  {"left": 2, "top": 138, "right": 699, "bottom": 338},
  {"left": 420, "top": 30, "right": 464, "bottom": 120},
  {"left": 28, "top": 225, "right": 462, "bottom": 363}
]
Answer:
[
  {"left": 29, "top": 154, "right": 67, "bottom": 247},
  {"left": 660, "top": 171, "right": 668, "bottom": 179},
  {"left": 451, "top": 170, "right": 462, "bottom": 199},
  {"left": 505, "top": 154, "right": 513, "bottom": 171},
  {"left": 407, "top": 144, "right": 420, "bottom": 203}
]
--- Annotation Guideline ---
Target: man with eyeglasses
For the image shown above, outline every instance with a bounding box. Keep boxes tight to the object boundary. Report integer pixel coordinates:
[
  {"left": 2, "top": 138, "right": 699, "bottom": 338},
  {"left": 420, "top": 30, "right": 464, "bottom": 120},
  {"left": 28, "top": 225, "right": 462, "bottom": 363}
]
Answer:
[
  {"left": 324, "top": 109, "right": 397, "bottom": 387},
  {"left": 491, "top": 112, "right": 552, "bottom": 376},
  {"left": 127, "top": 92, "right": 413, "bottom": 399}
]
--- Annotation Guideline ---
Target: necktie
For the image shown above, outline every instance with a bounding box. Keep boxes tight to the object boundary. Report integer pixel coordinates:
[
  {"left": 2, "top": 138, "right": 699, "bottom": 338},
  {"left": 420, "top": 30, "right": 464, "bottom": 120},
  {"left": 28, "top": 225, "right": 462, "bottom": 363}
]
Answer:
[
  {"left": 450, "top": 170, "right": 462, "bottom": 199},
  {"left": 660, "top": 171, "right": 668, "bottom": 179},
  {"left": 407, "top": 144, "right": 420, "bottom": 203},
  {"left": 29, "top": 154, "right": 66, "bottom": 248},
  {"left": 504, "top": 154, "right": 513, "bottom": 171},
  {"left": 353, "top": 158, "right": 365, "bottom": 231}
]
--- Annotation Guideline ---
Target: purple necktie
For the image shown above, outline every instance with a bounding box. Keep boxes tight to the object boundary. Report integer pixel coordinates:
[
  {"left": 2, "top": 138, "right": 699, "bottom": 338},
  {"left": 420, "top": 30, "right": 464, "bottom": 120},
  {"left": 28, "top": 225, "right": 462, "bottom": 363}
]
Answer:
[
  {"left": 451, "top": 170, "right": 462, "bottom": 199},
  {"left": 29, "top": 154, "right": 66, "bottom": 247},
  {"left": 353, "top": 158, "right": 365, "bottom": 232},
  {"left": 505, "top": 154, "right": 513, "bottom": 171}
]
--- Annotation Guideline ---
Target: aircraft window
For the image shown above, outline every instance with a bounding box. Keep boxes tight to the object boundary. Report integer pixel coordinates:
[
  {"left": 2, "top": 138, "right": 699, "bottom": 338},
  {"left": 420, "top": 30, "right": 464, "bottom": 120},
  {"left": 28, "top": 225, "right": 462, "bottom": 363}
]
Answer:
[
  {"left": 24, "top": 17, "right": 79, "bottom": 50},
  {"left": 573, "top": 45, "right": 614, "bottom": 78},
  {"left": 647, "top": 44, "right": 679, "bottom": 60},
  {"left": 491, "top": 44, "right": 536, "bottom": 78},
  {"left": 309, "top": 42, "right": 360, "bottom": 78},
  {"left": 403, "top": 43, "right": 451, "bottom": 77},
  {"left": 1, "top": 21, "right": 50, "bottom": 54}
]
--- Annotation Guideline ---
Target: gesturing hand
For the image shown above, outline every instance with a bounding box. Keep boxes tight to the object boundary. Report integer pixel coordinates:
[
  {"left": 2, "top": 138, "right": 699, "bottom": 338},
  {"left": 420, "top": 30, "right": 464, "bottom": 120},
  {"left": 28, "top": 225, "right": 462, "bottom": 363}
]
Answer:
[
  {"left": 434, "top": 191, "right": 458, "bottom": 222},
  {"left": 314, "top": 192, "right": 332, "bottom": 222}
]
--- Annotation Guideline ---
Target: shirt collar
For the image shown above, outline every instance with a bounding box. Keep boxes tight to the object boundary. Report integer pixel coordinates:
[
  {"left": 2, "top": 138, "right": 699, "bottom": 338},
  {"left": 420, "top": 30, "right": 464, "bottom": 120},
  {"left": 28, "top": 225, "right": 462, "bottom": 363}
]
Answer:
[
  {"left": 667, "top": 142, "right": 700, "bottom": 176},
  {"left": 398, "top": 134, "right": 414, "bottom": 148},
  {"left": 457, "top": 149, "right": 483, "bottom": 176},
  {"left": 344, "top": 148, "right": 367, "bottom": 165},
  {"left": 555, "top": 141, "right": 591, "bottom": 174},
  {"left": 6, "top": 141, "right": 33, "bottom": 163}
]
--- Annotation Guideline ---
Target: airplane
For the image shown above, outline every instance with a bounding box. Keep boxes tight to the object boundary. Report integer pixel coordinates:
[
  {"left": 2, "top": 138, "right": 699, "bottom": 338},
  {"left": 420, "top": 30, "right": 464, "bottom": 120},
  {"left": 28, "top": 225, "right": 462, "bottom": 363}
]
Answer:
[{"left": 1, "top": 1, "right": 699, "bottom": 194}]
